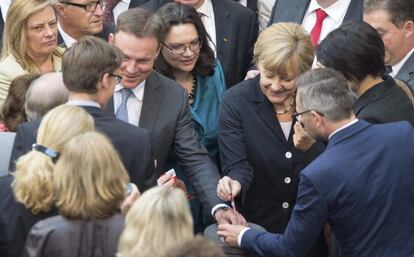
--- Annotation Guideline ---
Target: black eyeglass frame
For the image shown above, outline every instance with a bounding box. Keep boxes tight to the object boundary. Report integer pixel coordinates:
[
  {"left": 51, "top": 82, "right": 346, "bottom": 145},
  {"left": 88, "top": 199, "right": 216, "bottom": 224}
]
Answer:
[
  {"left": 162, "top": 40, "right": 203, "bottom": 55},
  {"left": 62, "top": 0, "right": 104, "bottom": 12},
  {"left": 291, "top": 110, "right": 313, "bottom": 120},
  {"left": 109, "top": 73, "right": 122, "bottom": 84}
]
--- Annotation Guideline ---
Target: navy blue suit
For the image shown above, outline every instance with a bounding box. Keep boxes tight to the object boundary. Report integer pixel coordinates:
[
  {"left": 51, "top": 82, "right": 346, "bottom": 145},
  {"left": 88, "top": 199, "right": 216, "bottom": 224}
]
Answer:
[{"left": 241, "top": 120, "right": 414, "bottom": 257}]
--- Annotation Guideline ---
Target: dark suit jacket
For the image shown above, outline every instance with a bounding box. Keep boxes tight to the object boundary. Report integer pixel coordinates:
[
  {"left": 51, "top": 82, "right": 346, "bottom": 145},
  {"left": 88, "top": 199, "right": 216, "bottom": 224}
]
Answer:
[
  {"left": 139, "top": 0, "right": 258, "bottom": 87},
  {"left": 105, "top": 71, "right": 223, "bottom": 211},
  {"left": 218, "top": 77, "right": 327, "bottom": 256},
  {"left": 396, "top": 51, "right": 414, "bottom": 90},
  {"left": 241, "top": 120, "right": 414, "bottom": 257},
  {"left": 23, "top": 213, "right": 124, "bottom": 257},
  {"left": 0, "top": 175, "right": 58, "bottom": 257},
  {"left": 8, "top": 106, "right": 153, "bottom": 191},
  {"left": 0, "top": 7, "right": 4, "bottom": 49},
  {"left": 268, "top": 0, "right": 363, "bottom": 25},
  {"left": 353, "top": 76, "right": 414, "bottom": 126},
  {"left": 57, "top": 23, "right": 114, "bottom": 47}
]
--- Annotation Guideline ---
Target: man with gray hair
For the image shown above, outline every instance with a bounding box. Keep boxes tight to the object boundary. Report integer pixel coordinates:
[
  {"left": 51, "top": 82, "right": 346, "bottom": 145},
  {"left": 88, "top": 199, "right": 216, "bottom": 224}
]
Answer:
[
  {"left": 25, "top": 72, "right": 69, "bottom": 121},
  {"left": 363, "top": 0, "right": 414, "bottom": 89},
  {"left": 217, "top": 68, "right": 414, "bottom": 257}
]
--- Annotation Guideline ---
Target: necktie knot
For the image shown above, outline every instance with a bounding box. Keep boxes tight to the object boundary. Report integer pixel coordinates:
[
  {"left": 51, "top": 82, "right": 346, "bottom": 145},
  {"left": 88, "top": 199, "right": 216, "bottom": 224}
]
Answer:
[
  {"left": 120, "top": 88, "right": 132, "bottom": 103},
  {"left": 116, "top": 88, "right": 133, "bottom": 123},
  {"left": 315, "top": 8, "right": 328, "bottom": 21}
]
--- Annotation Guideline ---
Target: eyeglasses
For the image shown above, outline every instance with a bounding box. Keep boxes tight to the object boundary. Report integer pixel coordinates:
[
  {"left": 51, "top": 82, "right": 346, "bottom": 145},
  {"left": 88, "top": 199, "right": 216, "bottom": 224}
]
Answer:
[
  {"left": 162, "top": 40, "right": 202, "bottom": 55},
  {"left": 62, "top": 0, "right": 104, "bottom": 12},
  {"left": 291, "top": 110, "right": 312, "bottom": 121},
  {"left": 109, "top": 73, "right": 122, "bottom": 84}
]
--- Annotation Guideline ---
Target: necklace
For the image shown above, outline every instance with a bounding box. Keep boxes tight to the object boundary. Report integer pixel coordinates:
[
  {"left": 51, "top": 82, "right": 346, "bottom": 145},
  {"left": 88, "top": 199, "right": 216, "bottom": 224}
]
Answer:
[
  {"left": 189, "top": 75, "right": 197, "bottom": 104},
  {"left": 275, "top": 94, "right": 295, "bottom": 115}
]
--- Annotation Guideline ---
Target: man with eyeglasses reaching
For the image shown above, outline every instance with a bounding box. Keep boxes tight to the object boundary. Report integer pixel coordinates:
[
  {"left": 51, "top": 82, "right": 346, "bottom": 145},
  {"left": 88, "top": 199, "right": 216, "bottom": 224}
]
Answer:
[{"left": 55, "top": 0, "right": 113, "bottom": 47}]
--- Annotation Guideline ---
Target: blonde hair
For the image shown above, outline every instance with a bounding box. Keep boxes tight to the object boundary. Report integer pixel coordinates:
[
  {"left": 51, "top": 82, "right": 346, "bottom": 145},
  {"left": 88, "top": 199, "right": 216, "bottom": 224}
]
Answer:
[
  {"left": 1, "top": 0, "right": 62, "bottom": 72},
  {"left": 117, "top": 187, "right": 193, "bottom": 257},
  {"left": 254, "top": 22, "right": 314, "bottom": 78},
  {"left": 53, "top": 131, "right": 130, "bottom": 219},
  {"left": 12, "top": 105, "right": 94, "bottom": 214}
]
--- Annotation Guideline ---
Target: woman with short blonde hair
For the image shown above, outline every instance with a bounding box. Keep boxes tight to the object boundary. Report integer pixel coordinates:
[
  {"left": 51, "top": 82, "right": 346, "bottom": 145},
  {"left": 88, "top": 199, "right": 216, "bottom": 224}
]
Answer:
[
  {"left": 117, "top": 186, "right": 193, "bottom": 257},
  {"left": 216, "top": 23, "right": 328, "bottom": 256},
  {"left": 23, "top": 131, "right": 131, "bottom": 257},
  {"left": 0, "top": 0, "right": 63, "bottom": 111}
]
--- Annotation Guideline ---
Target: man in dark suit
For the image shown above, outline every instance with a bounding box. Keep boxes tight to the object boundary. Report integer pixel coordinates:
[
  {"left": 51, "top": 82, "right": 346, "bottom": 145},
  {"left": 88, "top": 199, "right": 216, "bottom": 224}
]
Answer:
[
  {"left": 268, "top": 0, "right": 363, "bottom": 44},
  {"left": 112, "top": 0, "right": 258, "bottom": 87},
  {"left": 9, "top": 37, "right": 154, "bottom": 191},
  {"left": 363, "top": 0, "right": 414, "bottom": 90},
  {"left": 217, "top": 68, "right": 414, "bottom": 257},
  {"left": 54, "top": 0, "right": 112, "bottom": 47},
  {"left": 107, "top": 8, "right": 245, "bottom": 224}
]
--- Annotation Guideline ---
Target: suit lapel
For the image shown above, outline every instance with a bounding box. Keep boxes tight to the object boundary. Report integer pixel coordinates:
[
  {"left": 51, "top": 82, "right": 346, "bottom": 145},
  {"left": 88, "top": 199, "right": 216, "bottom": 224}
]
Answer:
[
  {"left": 139, "top": 72, "right": 162, "bottom": 131},
  {"left": 396, "top": 51, "right": 414, "bottom": 82},
  {"left": 343, "top": 0, "right": 363, "bottom": 22},
  {"left": 213, "top": 0, "right": 231, "bottom": 74},
  {"left": 105, "top": 97, "right": 115, "bottom": 116},
  {"left": 250, "top": 79, "right": 289, "bottom": 145},
  {"left": 295, "top": 0, "right": 310, "bottom": 23}
]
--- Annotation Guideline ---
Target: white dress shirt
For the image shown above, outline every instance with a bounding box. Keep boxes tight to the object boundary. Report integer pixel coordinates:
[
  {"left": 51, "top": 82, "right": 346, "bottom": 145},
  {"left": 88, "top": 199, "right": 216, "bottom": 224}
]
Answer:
[
  {"left": 113, "top": 0, "right": 130, "bottom": 25},
  {"left": 302, "top": 0, "right": 351, "bottom": 44},
  {"left": 390, "top": 48, "right": 414, "bottom": 78},
  {"left": 113, "top": 81, "right": 145, "bottom": 126},
  {"left": 197, "top": 0, "right": 217, "bottom": 56},
  {"left": 0, "top": 0, "right": 11, "bottom": 22},
  {"left": 58, "top": 22, "right": 77, "bottom": 47}
]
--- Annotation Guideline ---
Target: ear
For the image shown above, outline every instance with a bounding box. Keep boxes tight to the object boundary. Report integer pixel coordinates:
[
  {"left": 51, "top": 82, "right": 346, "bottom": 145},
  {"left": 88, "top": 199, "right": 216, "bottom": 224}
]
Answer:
[
  {"left": 55, "top": 3, "right": 66, "bottom": 19},
  {"left": 100, "top": 73, "right": 111, "bottom": 89},
  {"left": 311, "top": 111, "right": 324, "bottom": 128},
  {"left": 108, "top": 33, "right": 115, "bottom": 44},
  {"left": 403, "top": 20, "right": 414, "bottom": 39}
]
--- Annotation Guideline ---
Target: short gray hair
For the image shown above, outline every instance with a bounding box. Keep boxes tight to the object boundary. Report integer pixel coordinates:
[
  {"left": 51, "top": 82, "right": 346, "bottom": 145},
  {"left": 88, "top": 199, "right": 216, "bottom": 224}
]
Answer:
[
  {"left": 296, "top": 68, "right": 354, "bottom": 122},
  {"left": 25, "top": 72, "right": 69, "bottom": 120}
]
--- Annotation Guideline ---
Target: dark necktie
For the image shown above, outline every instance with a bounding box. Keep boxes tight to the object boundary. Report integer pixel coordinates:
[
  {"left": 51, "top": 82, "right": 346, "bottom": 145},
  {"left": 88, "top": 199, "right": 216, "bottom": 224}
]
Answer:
[
  {"left": 104, "top": 0, "right": 121, "bottom": 25},
  {"left": 310, "top": 9, "right": 328, "bottom": 46},
  {"left": 385, "top": 66, "right": 393, "bottom": 75}
]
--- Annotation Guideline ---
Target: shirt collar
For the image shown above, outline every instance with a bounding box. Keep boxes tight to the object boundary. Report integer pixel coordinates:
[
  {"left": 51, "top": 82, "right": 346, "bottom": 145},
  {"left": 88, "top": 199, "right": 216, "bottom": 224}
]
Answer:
[
  {"left": 391, "top": 47, "right": 414, "bottom": 76},
  {"left": 66, "top": 99, "right": 101, "bottom": 108},
  {"left": 115, "top": 80, "right": 146, "bottom": 102},
  {"left": 328, "top": 118, "right": 359, "bottom": 140},
  {"left": 307, "top": 0, "right": 351, "bottom": 24},
  {"left": 58, "top": 22, "right": 77, "bottom": 48},
  {"left": 197, "top": 0, "right": 212, "bottom": 17}
]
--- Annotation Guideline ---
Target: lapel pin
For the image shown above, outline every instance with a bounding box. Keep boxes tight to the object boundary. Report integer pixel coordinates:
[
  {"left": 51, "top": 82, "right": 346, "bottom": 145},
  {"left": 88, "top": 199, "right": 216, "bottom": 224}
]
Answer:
[{"left": 223, "top": 38, "right": 228, "bottom": 43}]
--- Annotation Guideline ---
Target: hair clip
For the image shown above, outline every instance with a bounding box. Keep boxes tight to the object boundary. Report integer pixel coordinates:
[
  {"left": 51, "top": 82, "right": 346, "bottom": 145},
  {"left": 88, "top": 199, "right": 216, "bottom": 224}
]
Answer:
[{"left": 32, "top": 143, "right": 59, "bottom": 162}]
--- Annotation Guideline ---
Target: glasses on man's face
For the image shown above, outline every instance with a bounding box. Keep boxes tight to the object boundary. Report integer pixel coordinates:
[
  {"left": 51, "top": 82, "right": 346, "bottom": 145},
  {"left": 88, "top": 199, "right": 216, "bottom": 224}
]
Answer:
[
  {"left": 162, "top": 40, "right": 202, "bottom": 55},
  {"left": 109, "top": 73, "right": 122, "bottom": 84},
  {"left": 291, "top": 110, "right": 313, "bottom": 122},
  {"left": 63, "top": 0, "right": 104, "bottom": 12}
]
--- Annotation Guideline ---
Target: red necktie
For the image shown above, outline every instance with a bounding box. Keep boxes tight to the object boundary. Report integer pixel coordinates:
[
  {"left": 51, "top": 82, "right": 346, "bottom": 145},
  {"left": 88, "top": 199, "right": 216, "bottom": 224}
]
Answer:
[
  {"left": 310, "top": 9, "right": 328, "bottom": 46},
  {"left": 104, "top": 0, "right": 121, "bottom": 25}
]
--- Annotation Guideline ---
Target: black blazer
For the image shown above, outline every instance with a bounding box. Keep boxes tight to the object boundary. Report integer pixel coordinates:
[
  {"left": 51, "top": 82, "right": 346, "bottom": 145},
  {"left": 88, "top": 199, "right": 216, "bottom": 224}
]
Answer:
[
  {"left": 57, "top": 23, "right": 114, "bottom": 47},
  {"left": 353, "top": 76, "right": 414, "bottom": 126},
  {"left": 105, "top": 71, "right": 224, "bottom": 211},
  {"left": 0, "top": 175, "right": 58, "bottom": 257},
  {"left": 218, "top": 76, "right": 327, "bottom": 255},
  {"left": 8, "top": 106, "right": 154, "bottom": 191},
  {"left": 139, "top": 0, "right": 258, "bottom": 87},
  {"left": 268, "top": 0, "right": 363, "bottom": 25}
]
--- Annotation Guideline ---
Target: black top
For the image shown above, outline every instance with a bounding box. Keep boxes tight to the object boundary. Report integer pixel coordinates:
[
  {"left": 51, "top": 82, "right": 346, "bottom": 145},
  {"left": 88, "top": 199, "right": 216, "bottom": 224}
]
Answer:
[{"left": 354, "top": 76, "right": 414, "bottom": 126}]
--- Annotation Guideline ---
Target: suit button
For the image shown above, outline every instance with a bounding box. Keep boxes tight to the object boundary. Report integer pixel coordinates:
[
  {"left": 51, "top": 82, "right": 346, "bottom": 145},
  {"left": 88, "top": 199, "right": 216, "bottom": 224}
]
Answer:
[
  {"left": 285, "top": 151, "right": 292, "bottom": 159},
  {"left": 284, "top": 177, "right": 291, "bottom": 184},
  {"left": 282, "top": 202, "right": 289, "bottom": 209}
]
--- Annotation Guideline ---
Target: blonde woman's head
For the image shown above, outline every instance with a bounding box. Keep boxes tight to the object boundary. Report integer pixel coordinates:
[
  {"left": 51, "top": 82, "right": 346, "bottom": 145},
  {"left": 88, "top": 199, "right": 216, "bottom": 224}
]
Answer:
[
  {"left": 254, "top": 22, "right": 314, "bottom": 78},
  {"left": 54, "top": 131, "right": 129, "bottom": 220},
  {"left": 12, "top": 105, "right": 94, "bottom": 214},
  {"left": 117, "top": 186, "right": 193, "bottom": 257}
]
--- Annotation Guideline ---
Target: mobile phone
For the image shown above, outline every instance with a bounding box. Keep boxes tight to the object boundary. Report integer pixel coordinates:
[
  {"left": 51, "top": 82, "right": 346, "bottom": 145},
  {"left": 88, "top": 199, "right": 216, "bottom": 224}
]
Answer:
[
  {"left": 165, "top": 168, "right": 177, "bottom": 178},
  {"left": 126, "top": 183, "right": 133, "bottom": 195}
]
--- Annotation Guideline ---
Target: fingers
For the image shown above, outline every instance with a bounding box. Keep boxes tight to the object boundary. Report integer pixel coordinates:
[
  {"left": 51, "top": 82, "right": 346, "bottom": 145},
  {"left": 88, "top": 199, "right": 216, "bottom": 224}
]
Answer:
[
  {"left": 230, "top": 180, "right": 241, "bottom": 198},
  {"left": 217, "top": 176, "right": 233, "bottom": 201},
  {"left": 157, "top": 174, "right": 175, "bottom": 188},
  {"left": 120, "top": 183, "right": 140, "bottom": 216}
]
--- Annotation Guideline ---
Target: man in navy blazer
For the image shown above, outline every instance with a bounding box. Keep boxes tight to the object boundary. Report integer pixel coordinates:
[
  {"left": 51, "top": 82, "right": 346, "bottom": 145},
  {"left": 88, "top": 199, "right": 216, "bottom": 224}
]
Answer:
[{"left": 217, "top": 68, "right": 414, "bottom": 257}]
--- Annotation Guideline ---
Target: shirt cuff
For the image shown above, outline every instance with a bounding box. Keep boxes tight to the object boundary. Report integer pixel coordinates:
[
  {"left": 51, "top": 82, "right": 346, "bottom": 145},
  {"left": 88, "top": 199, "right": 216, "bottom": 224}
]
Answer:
[
  {"left": 238, "top": 227, "right": 251, "bottom": 246},
  {"left": 211, "top": 203, "right": 230, "bottom": 217}
]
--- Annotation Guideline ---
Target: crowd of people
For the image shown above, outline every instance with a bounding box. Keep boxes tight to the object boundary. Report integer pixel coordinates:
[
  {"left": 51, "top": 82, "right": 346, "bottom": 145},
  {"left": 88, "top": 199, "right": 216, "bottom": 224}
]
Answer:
[{"left": 0, "top": 0, "right": 413, "bottom": 257}]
